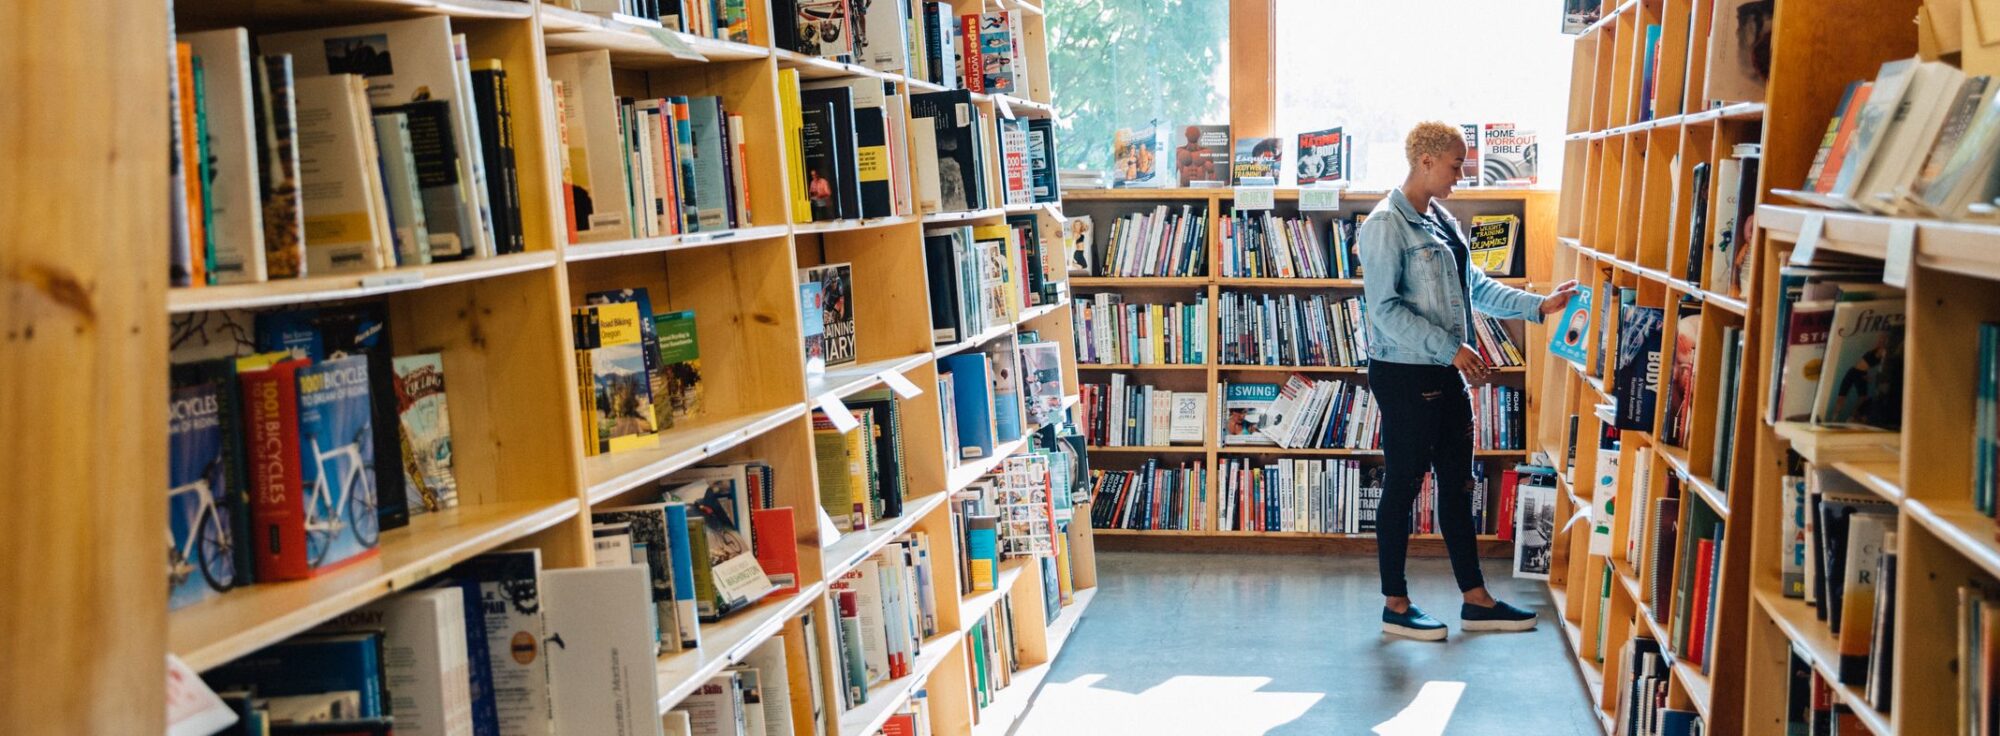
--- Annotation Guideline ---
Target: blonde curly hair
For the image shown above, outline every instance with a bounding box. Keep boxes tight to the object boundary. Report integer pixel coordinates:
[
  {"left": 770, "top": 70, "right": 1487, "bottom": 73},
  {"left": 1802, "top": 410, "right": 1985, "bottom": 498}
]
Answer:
[{"left": 1405, "top": 121, "right": 1465, "bottom": 168}]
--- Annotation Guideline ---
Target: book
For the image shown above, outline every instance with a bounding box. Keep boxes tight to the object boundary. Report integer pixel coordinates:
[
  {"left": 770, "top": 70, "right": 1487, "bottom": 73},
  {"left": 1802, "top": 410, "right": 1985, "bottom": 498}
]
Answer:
[
  {"left": 1294, "top": 127, "right": 1350, "bottom": 185},
  {"left": 1480, "top": 124, "right": 1537, "bottom": 185},
  {"left": 442, "top": 551, "right": 552, "bottom": 736},
  {"left": 940, "top": 353, "right": 999, "bottom": 460},
  {"left": 1457, "top": 123, "right": 1481, "bottom": 186},
  {"left": 591, "top": 503, "right": 691, "bottom": 653},
  {"left": 1512, "top": 473, "right": 1557, "bottom": 580},
  {"left": 1810, "top": 298, "right": 1906, "bottom": 429},
  {"left": 1547, "top": 283, "right": 1594, "bottom": 365},
  {"left": 575, "top": 301, "right": 659, "bottom": 454},
  {"left": 256, "top": 303, "right": 409, "bottom": 531},
  {"left": 294, "top": 354, "right": 383, "bottom": 574},
  {"left": 168, "top": 379, "right": 241, "bottom": 609},
  {"left": 1662, "top": 300, "right": 1701, "bottom": 447},
  {"left": 801, "top": 263, "right": 855, "bottom": 367},
  {"left": 1017, "top": 341, "right": 1067, "bottom": 430},
  {"left": 1232, "top": 136, "right": 1281, "bottom": 184},
  {"left": 672, "top": 672, "right": 748, "bottom": 735},
  {"left": 1174, "top": 124, "right": 1231, "bottom": 186},
  {"left": 207, "top": 632, "right": 390, "bottom": 719},
  {"left": 1221, "top": 382, "right": 1282, "bottom": 446},
  {"left": 1111, "top": 123, "right": 1166, "bottom": 188},
  {"left": 975, "top": 11, "right": 1026, "bottom": 95},
  {"left": 800, "top": 78, "right": 889, "bottom": 218},
  {"left": 254, "top": 54, "right": 306, "bottom": 279},
  {"left": 793, "top": 1, "right": 855, "bottom": 59},
  {"left": 652, "top": 309, "right": 703, "bottom": 423},
  {"left": 910, "top": 89, "right": 984, "bottom": 211},
  {"left": 391, "top": 353, "right": 458, "bottom": 516},
  {"left": 181, "top": 29, "right": 268, "bottom": 283},
  {"left": 468, "top": 60, "right": 523, "bottom": 254},
  {"left": 290, "top": 74, "right": 393, "bottom": 273},
  {"left": 543, "top": 565, "right": 663, "bottom": 736},
  {"left": 313, "top": 589, "right": 477, "bottom": 736},
  {"left": 1169, "top": 393, "right": 1206, "bottom": 445},
  {"left": 1465, "top": 214, "right": 1519, "bottom": 275},
  {"left": 1613, "top": 304, "right": 1665, "bottom": 431},
  {"left": 661, "top": 475, "right": 777, "bottom": 618}
]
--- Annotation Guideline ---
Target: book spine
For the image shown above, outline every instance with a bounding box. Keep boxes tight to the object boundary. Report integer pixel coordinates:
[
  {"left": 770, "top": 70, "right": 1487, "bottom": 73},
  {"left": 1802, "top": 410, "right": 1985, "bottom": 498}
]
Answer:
[
  {"left": 241, "top": 364, "right": 308, "bottom": 580},
  {"left": 958, "top": 14, "right": 984, "bottom": 93}
]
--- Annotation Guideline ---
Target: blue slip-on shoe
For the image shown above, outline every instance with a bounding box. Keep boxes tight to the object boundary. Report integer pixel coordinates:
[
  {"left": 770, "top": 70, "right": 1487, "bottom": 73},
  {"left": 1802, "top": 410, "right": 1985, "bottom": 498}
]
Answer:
[
  {"left": 1382, "top": 605, "right": 1449, "bottom": 641},
  {"left": 1461, "top": 599, "right": 1538, "bottom": 632}
]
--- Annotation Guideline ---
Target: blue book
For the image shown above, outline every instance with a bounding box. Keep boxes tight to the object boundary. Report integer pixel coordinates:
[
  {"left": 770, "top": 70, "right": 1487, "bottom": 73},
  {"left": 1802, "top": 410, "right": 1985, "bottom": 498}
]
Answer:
[
  {"left": 295, "top": 354, "right": 380, "bottom": 571},
  {"left": 439, "top": 579, "right": 502, "bottom": 736},
  {"left": 1657, "top": 709, "right": 1700, "bottom": 736},
  {"left": 987, "top": 347, "right": 1023, "bottom": 443},
  {"left": 1640, "top": 24, "right": 1662, "bottom": 121},
  {"left": 939, "top": 353, "right": 997, "bottom": 459},
  {"left": 169, "top": 381, "right": 235, "bottom": 610},
  {"left": 663, "top": 503, "right": 703, "bottom": 650},
  {"left": 1546, "top": 283, "right": 1594, "bottom": 365},
  {"left": 687, "top": 96, "right": 732, "bottom": 230},
  {"left": 207, "top": 632, "right": 388, "bottom": 717}
]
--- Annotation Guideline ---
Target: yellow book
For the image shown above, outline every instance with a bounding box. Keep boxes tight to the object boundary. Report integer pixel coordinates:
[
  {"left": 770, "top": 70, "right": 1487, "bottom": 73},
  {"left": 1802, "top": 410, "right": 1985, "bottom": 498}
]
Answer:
[
  {"left": 1151, "top": 304, "right": 1166, "bottom": 364},
  {"left": 779, "top": 69, "right": 811, "bottom": 224}
]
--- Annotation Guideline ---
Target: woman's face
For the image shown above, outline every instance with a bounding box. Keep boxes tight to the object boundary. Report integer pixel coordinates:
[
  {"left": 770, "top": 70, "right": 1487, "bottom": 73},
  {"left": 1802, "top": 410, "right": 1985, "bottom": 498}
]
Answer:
[{"left": 1421, "top": 139, "right": 1469, "bottom": 198}]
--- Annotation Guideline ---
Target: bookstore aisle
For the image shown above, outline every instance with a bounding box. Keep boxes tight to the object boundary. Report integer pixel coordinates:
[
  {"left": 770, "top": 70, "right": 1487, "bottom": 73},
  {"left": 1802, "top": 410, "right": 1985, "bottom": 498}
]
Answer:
[{"left": 1011, "top": 553, "right": 1601, "bottom": 735}]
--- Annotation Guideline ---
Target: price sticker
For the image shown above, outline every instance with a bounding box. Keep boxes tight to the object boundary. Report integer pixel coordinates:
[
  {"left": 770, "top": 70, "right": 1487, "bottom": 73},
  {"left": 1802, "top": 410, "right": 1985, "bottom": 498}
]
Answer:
[
  {"left": 815, "top": 394, "right": 860, "bottom": 433},
  {"left": 994, "top": 94, "right": 1016, "bottom": 120},
  {"left": 1883, "top": 220, "right": 1916, "bottom": 288},
  {"left": 881, "top": 370, "right": 924, "bottom": 399},
  {"left": 1233, "top": 186, "right": 1276, "bottom": 211},
  {"left": 1298, "top": 187, "right": 1342, "bottom": 211},
  {"left": 1789, "top": 212, "right": 1825, "bottom": 265}
]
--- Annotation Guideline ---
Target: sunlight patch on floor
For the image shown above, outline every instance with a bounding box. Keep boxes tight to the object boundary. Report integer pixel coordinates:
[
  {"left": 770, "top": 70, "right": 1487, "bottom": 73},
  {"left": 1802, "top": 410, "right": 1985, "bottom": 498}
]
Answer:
[
  {"left": 1013, "top": 674, "right": 1324, "bottom": 736},
  {"left": 1371, "top": 680, "right": 1466, "bottom": 736}
]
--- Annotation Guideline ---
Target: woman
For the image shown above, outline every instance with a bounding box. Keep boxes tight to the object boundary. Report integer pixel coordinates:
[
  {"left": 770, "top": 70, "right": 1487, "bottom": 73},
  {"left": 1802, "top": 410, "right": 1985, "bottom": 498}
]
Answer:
[{"left": 1359, "top": 121, "right": 1578, "bottom": 641}]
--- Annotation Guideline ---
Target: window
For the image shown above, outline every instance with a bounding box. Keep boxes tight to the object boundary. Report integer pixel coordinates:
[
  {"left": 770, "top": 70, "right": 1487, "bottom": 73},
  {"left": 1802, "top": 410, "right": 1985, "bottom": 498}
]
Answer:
[
  {"left": 1047, "top": 0, "right": 1231, "bottom": 173},
  {"left": 1275, "top": 0, "right": 1573, "bottom": 188}
]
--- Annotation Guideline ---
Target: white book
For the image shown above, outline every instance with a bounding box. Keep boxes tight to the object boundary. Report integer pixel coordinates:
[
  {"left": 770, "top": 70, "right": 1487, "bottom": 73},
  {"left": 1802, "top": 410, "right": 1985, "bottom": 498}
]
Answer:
[
  {"left": 886, "top": 94, "right": 914, "bottom": 216},
  {"left": 1169, "top": 392, "right": 1206, "bottom": 444},
  {"left": 315, "top": 589, "right": 476, "bottom": 736},
  {"left": 1707, "top": 157, "right": 1743, "bottom": 289},
  {"left": 179, "top": 28, "right": 268, "bottom": 283},
  {"left": 1149, "top": 388, "right": 1172, "bottom": 446},
  {"left": 1855, "top": 61, "right": 1965, "bottom": 213},
  {"left": 635, "top": 103, "right": 662, "bottom": 238},
  {"left": 373, "top": 110, "right": 433, "bottom": 266},
  {"left": 730, "top": 667, "right": 767, "bottom": 736},
  {"left": 672, "top": 672, "right": 747, "bottom": 736},
  {"left": 858, "top": 0, "right": 910, "bottom": 73},
  {"left": 544, "top": 566, "right": 665, "bottom": 736},
  {"left": 1828, "top": 58, "right": 1920, "bottom": 203},
  {"left": 450, "top": 34, "right": 496, "bottom": 258},
  {"left": 290, "top": 74, "right": 391, "bottom": 274},
  {"left": 259, "top": 17, "right": 489, "bottom": 258},
  {"left": 736, "top": 637, "right": 796, "bottom": 736},
  {"left": 354, "top": 97, "right": 397, "bottom": 270},
  {"left": 872, "top": 548, "right": 913, "bottom": 677},
  {"left": 547, "top": 50, "right": 630, "bottom": 238},
  {"left": 664, "top": 712, "right": 693, "bottom": 736},
  {"left": 832, "top": 560, "right": 892, "bottom": 686},
  {"left": 910, "top": 123, "right": 942, "bottom": 213}
]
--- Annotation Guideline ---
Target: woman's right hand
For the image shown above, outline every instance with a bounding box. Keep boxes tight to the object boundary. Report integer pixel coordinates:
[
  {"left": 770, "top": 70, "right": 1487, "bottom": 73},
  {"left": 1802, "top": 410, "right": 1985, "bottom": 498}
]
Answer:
[{"left": 1453, "top": 344, "right": 1491, "bottom": 383}]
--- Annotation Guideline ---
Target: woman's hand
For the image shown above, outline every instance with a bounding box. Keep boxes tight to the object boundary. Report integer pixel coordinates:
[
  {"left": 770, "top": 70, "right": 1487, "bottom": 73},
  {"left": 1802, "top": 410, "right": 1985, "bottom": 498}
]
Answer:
[
  {"left": 1539, "top": 280, "right": 1581, "bottom": 315},
  {"left": 1453, "top": 344, "right": 1491, "bottom": 383}
]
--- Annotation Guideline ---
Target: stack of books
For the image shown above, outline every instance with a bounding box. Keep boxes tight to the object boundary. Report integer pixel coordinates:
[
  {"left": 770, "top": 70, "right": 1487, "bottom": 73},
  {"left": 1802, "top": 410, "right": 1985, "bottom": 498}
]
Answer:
[
  {"left": 1217, "top": 292, "right": 1368, "bottom": 367},
  {"left": 1070, "top": 293, "right": 1210, "bottom": 366},
  {"left": 1081, "top": 375, "right": 1205, "bottom": 447}
]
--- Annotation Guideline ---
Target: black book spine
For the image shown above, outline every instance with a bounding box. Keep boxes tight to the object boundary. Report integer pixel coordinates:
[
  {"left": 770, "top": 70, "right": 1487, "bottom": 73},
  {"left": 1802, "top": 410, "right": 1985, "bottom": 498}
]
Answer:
[
  {"left": 472, "top": 66, "right": 525, "bottom": 255},
  {"left": 1685, "top": 161, "right": 1710, "bottom": 283}
]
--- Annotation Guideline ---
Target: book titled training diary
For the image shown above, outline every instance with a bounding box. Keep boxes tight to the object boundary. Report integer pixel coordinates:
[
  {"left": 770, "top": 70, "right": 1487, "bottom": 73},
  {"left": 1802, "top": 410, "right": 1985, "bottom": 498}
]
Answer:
[{"left": 802, "top": 263, "right": 856, "bottom": 367}]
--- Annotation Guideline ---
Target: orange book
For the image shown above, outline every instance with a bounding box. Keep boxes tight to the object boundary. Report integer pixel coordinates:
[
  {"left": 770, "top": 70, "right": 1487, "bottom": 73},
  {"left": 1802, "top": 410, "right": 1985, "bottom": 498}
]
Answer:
[
  {"left": 1814, "top": 82, "right": 1874, "bottom": 194},
  {"left": 176, "top": 42, "right": 206, "bottom": 287},
  {"left": 752, "top": 507, "right": 800, "bottom": 595}
]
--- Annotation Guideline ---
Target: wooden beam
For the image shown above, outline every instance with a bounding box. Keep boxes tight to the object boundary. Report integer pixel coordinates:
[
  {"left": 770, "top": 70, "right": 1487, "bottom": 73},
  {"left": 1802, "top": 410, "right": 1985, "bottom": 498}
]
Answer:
[{"left": 1229, "top": 0, "right": 1275, "bottom": 139}]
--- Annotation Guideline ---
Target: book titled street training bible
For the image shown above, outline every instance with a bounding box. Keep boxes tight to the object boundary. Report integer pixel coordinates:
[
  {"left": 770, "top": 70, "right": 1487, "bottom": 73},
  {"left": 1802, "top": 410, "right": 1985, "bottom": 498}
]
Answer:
[
  {"left": 1294, "top": 127, "right": 1350, "bottom": 185},
  {"left": 1547, "top": 283, "right": 1595, "bottom": 366},
  {"left": 1175, "top": 124, "right": 1230, "bottom": 186},
  {"left": 802, "top": 263, "right": 856, "bottom": 367},
  {"left": 1614, "top": 303, "right": 1666, "bottom": 431},
  {"left": 1233, "top": 137, "right": 1282, "bottom": 184}
]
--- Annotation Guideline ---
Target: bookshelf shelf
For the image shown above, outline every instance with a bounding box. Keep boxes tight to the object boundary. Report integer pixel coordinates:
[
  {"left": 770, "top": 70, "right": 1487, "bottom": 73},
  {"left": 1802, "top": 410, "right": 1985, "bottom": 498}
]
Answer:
[
  {"left": 653, "top": 585, "right": 825, "bottom": 713},
  {"left": 562, "top": 225, "right": 793, "bottom": 262},
  {"left": 538, "top": 5, "right": 770, "bottom": 65},
  {"left": 1754, "top": 590, "right": 1890, "bottom": 735},
  {"left": 820, "top": 491, "right": 951, "bottom": 580},
  {"left": 582, "top": 403, "right": 807, "bottom": 503},
  {"left": 920, "top": 207, "right": 1008, "bottom": 224},
  {"left": 793, "top": 215, "right": 919, "bottom": 235},
  {"left": 169, "top": 498, "right": 581, "bottom": 672},
  {"left": 1829, "top": 460, "right": 1903, "bottom": 504},
  {"left": 967, "top": 588, "right": 1097, "bottom": 736},
  {"left": 1213, "top": 446, "right": 1527, "bottom": 457},
  {"left": 1902, "top": 498, "right": 2000, "bottom": 582},
  {"left": 838, "top": 630, "right": 970, "bottom": 736},
  {"left": 946, "top": 437, "right": 1031, "bottom": 493},
  {"left": 1768, "top": 421, "right": 1899, "bottom": 467},
  {"left": 1075, "top": 363, "right": 1208, "bottom": 371},
  {"left": 807, "top": 352, "right": 935, "bottom": 405},
  {"left": 1655, "top": 445, "right": 1730, "bottom": 519},
  {"left": 1083, "top": 445, "right": 1205, "bottom": 454},
  {"left": 165, "top": 250, "right": 559, "bottom": 313},
  {"left": 958, "top": 558, "right": 1032, "bottom": 626},
  {"left": 1070, "top": 276, "right": 1209, "bottom": 287}
]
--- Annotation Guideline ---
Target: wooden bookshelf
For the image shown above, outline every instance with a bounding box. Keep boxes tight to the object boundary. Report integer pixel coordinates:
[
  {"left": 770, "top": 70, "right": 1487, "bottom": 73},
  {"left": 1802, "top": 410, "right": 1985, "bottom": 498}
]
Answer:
[
  {"left": 1538, "top": 1, "right": 1943, "bottom": 733},
  {"left": 42, "top": 0, "right": 1108, "bottom": 733},
  {"left": 1068, "top": 186, "right": 1556, "bottom": 549}
]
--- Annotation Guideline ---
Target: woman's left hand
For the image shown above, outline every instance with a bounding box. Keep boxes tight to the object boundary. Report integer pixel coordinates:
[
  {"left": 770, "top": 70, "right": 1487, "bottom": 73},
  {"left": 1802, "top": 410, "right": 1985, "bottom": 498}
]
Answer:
[{"left": 1538, "top": 280, "right": 1580, "bottom": 315}]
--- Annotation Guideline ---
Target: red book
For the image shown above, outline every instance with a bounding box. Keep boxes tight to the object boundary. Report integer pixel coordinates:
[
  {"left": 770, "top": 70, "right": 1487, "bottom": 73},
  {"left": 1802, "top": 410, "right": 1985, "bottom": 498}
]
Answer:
[
  {"left": 1815, "top": 82, "right": 1874, "bottom": 194},
  {"left": 1687, "top": 539, "right": 1717, "bottom": 665},
  {"left": 752, "top": 507, "right": 800, "bottom": 595},
  {"left": 239, "top": 355, "right": 312, "bottom": 581},
  {"left": 882, "top": 713, "right": 919, "bottom": 736},
  {"left": 1497, "top": 470, "right": 1520, "bottom": 541},
  {"left": 958, "top": 14, "right": 985, "bottom": 93}
]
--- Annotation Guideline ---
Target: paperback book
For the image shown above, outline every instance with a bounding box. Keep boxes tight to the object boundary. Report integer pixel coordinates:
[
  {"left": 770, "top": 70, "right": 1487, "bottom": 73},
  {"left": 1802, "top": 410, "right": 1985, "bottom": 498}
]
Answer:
[
  {"left": 1174, "top": 124, "right": 1231, "bottom": 186},
  {"left": 1233, "top": 137, "right": 1282, "bottom": 184}
]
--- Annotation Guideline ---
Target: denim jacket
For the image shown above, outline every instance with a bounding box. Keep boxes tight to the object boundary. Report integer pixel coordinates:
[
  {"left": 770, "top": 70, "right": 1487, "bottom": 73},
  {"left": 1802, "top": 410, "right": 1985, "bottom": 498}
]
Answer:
[{"left": 1359, "top": 188, "right": 1544, "bottom": 366}]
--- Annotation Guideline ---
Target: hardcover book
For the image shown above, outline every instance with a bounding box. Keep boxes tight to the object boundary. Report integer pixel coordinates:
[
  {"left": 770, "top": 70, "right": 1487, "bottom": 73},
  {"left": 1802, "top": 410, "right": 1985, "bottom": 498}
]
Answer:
[
  {"left": 1480, "top": 123, "right": 1538, "bottom": 186},
  {"left": 1811, "top": 298, "right": 1906, "bottom": 429},
  {"left": 1174, "top": 124, "right": 1231, "bottom": 186},
  {"left": 169, "top": 380, "right": 239, "bottom": 609},
  {"left": 256, "top": 302, "right": 408, "bottom": 531},
  {"left": 1232, "top": 137, "right": 1281, "bottom": 184},
  {"left": 392, "top": 353, "right": 459, "bottom": 515},
  {"left": 1294, "top": 127, "right": 1350, "bottom": 185},
  {"left": 910, "top": 89, "right": 983, "bottom": 211},
  {"left": 940, "top": 353, "right": 998, "bottom": 459},
  {"left": 295, "top": 354, "right": 382, "bottom": 574},
  {"left": 802, "top": 263, "right": 856, "bottom": 367},
  {"left": 1613, "top": 304, "right": 1665, "bottom": 431}
]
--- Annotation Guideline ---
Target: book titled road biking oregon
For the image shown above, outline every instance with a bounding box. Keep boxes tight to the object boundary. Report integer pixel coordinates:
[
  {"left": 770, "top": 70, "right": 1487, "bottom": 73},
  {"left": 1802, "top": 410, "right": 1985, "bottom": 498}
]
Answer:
[{"left": 294, "top": 353, "right": 384, "bottom": 576}]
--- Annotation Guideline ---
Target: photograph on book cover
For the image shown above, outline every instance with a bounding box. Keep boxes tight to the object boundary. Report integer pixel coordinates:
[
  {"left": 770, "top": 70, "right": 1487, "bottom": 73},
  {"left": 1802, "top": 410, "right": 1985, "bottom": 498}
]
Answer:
[{"left": 1513, "top": 482, "right": 1556, "bottom": 580}]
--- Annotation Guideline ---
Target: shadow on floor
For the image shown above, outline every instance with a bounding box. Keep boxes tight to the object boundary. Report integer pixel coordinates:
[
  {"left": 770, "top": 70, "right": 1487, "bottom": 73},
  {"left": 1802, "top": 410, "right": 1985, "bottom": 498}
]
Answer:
[{"left": 1012, "top": 552, "right": 1602, "bottom": 736}]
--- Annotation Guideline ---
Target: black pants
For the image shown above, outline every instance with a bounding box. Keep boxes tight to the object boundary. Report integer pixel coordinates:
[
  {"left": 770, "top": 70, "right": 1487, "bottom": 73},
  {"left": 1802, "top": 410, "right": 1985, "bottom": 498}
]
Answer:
[{"left": 1369, "top": 360, "right": 1485, "bottom": 598}]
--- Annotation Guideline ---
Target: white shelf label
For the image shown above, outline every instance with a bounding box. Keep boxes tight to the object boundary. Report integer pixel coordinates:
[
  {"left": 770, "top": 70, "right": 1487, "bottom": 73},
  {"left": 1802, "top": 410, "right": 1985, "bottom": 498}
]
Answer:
[
  {"left": 1882, "top": 220, "right": 1916, "bottom": 288},
  {"left": 361, "top": 272, "right": 423, "bottom": 290},
  {"left": 1298, "top": 188, "right": 1342, "bottom": 211},
  {"left": 881, "top": 370, "right": 924, "bottom": 399},
  {"left": 816, "top": 394, "right": 860, "bottom": 433},
  {"left": 994, "top": 95, "right": 1016, "bottom": 120},
  {"left": 1789, "top": 213, "right": 1825, "bottom": 265},
  {"left": 1233, "top": 186, "right": 1276, "bottom": 211},
  {"left": 642, "top": 27, "right": 707, "bottom": 61}
]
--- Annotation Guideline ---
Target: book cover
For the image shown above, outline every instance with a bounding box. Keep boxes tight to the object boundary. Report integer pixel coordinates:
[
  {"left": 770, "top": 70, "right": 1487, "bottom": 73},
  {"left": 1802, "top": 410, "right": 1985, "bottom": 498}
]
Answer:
[
  {"left": 854, "top": 0, "right": 909, "bottom": 72},
  {"left": 1662, "top": 301, "right": 1701, "bottom": 447},
  {"left": 181, "top": 29, "right": 268, "bottom": 283},
  {"left": 1512, "top": 477, "right": 1556, "bottom": 580},
  {"left": 1294, "top": 127, "right": 1349, "bottom": 185},
  {"left": 687, "top": 96, "right": 735, "bottom": 230},
  {"left": 1168, "top": 393, "right": 1205, "bottom": 444},
  {"left": 1706, "top": 0, "right": 1773, "bottom": 104},
  {"left": 289, "top": 74, "right": 392, "bottom": 273},
  {"left": 392, "top": 353, "right": 458, "bottom": 516},
  {"left": 1027, "top": 117, "right": 1062, "bottom": 203},
  {"left": 1232, "top": 136, "right": 1281, "bottom": 184},
  {"left": 795, "top": 0, "right": 854, "bottom": 60},
  {"left": 253, "top": 54, "right": 307, "bottom": 278},
  {"left": 1112, "top": 124, "right": 1166, "bottom": 188},
  {"left": 444, "top": 550, "right": 552, "bottom": 736},
  {"left": 1457, "top": 123, "right": 1481, "bottom": 186},
  {"left": 1563, "top": 0, "right": 1600, "bottom": 33},
  {"left": 294, "top": 354, "right": 382, "bottom": 575},
  {"left": 662, "top": 478, "right": 776, "bottom": 617},
  {"left": 802, "top": 77, "right": 891, "bottom": 218},
  {"left": 586, "top": 288, "right": 669, "bottom": 431},
  {"left": 371, "top": 110, "right": 433, "bottom": 266},
  {"left": 313, "top": 589, "right": 477, "bottom": 736},
  {"left": 976, "top": 11, "right": 1023, "bottom": 95},
  {"left": 1466, "top": 214, "right": 1518, "bottom": 275},
  {"left": 1480, "top": 124, "right": 1537, "bottom": 186},
  {"left": 546, "top": 51, "right": 628, "bottom": 239},
  {"left": 751, "top": 507, "right": 801, "bottom": 595},
  {"left": 653, "top": 309, "right": 703, "bottom": 422},
  {"left": 1613, "top": 304, "right": 1665, "bottom": 431},
  {"left": 1546, "top": 283, "right": 1595, "bottom": 365},
  {"left": 591, "top": 503, "right": 689, "bottom": 652},
  {"left": 1811, "top": 298, "right": 1906, "bottom": 429},
  {"left": 999, "top": 117, "right": 1032, "bottom": 205},
  {"left": 1222, "top": 382, "right": 1282, "bottom": 446},
  {"left": 576, "top": 301, "right": 659, "bottom": 454},
  {"left": 1685, "top": 161, "right": 1711, "bottom": 282},
  {"left": 1174, "top": 124, "right": 1231, "bottom": 186},
  {"left": 940, "top": 353, "right": 998, "bottom": 459},
  {"left": 207, "top": 632, "right": 390, "bottom": 718},
  {"left": 542, "top": 566, "right": 663, "bottom": 736},
  {"left": 910, "top": 89, "right": 982, "bottom": 211},
  {"left": 800, "top": 280, "right": 827, "bottom": 376},
  {"left": 802, "top": 263, "right": 856, "bottom": 367},
  {"left": 1064, "top": 215, "right": 1095, "bottom": 276},
  {"left": 168, "top": 380, "right": 240, "bottom": 609},
  {"left": 737, "top": 637, "right": 797, "bottom": 736},
  {"left": 813, "top": 411, "right": 871, "bottom": 532},
  {"left": 1836, "top": 513, "right": 1893, "bottom": 683},
  {"left": 1015, "top": 341, "right": 1067, "bottom": 430},
  {"left": 256, "top": 303, "right": 408, "bottom": 531},
  {"left": 468, "top": 60, "right": 524, "bottom": 254}
]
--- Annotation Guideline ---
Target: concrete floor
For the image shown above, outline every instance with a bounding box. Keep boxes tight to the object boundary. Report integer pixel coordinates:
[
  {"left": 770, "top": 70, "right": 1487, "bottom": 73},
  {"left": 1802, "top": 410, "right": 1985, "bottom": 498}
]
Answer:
[{"left": 1013, "top": 552, "right": 1602, "bottom": 736}]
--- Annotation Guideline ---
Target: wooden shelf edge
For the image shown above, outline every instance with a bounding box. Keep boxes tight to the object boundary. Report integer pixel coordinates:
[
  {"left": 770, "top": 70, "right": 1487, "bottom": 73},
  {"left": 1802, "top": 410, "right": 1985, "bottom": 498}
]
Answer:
[
  {"left": 820, "top": 491, "right": 951, "bottom": 581},
  {"left": 836, "top": 630, "right": 970, "bottom": 736},
  {"left": 167, "top": 251, "right": 559, "bottom": 313},
  {"left": 1753, "top": 589, "right": 1891, "bottom": 735},
  {"left": 958, "top": 559, "right": 1031, "bottom": 626},
  {"left": 655, "top": 583, "right": 826, "bottom": 712},
  {"left": 584, "top": 404, "right": 809, "bottom": 504},
  {"left": 562, "top": 225, "right": 791, "bottom": 263}
]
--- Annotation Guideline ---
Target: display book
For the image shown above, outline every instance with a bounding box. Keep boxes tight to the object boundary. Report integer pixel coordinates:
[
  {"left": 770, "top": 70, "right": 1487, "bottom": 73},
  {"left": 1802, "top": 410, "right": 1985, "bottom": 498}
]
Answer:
[
  {"left": 1773, "top": 452, "right": 1900, "bottom": 712},
  {"left": 771, "top": 2, "right": 1032, "bottom": 97},
  {"left": 1294, "top": 127, "right": 1351, "bottom": 186},
  {"left": 171, "top": 18, "right": 532, "bottom": 289},
  {"left": 548, "top": 50, "right": 754, "bottom": 243},
  {"left": 935, "top": 329, "right": 1070, "bottom": 467},
  {"left": 1480, "top": 123, "right": 1538, "bottom": 187},
  {"left": 1761, "top": 261, "right": 1905, "bottom": 432},
  {"left": 168, "top": 303, "right": 475, "bottom": 610},
  {"left": 922, "top": 214, "right": 1063, "bottom": 346},
  {"left": 1070, "top": 291, "right": 1210, "bottom": 366},
  {"left": 1095, "top": 204, "right": 1208, "bottom": 278},
  {"left": 573, "top": 287, "right": 705, "bottom": 456},
  {"left": 1174, "top": 124, "right": 1232, "bottom": 187}
]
